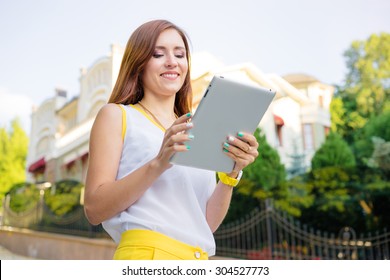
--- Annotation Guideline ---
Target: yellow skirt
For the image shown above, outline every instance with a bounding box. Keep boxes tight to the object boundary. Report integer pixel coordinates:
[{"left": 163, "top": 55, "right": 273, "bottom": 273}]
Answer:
[{"left": 113, "top": 229, "right": 209, "bottom": 260}]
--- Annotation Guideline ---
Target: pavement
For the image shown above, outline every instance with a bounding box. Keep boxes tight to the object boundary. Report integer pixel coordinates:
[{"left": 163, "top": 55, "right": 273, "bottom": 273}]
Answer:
[{"left": 0, "top": 245, "right": 33, "bottom": 260}]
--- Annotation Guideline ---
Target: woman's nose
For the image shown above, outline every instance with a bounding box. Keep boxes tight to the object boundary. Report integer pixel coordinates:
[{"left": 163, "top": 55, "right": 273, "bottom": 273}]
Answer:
[{"left": 165, "top": 54, "right": 178, "bottom": 67}]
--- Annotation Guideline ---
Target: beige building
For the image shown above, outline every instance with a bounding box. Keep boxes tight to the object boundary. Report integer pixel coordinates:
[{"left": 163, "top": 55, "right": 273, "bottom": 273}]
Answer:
[{"left": 26, "top": 46, "right": 334, "bottom": 183}]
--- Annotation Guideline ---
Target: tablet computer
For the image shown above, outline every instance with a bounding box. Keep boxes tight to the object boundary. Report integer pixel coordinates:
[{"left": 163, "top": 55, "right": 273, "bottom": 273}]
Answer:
[{"left": 170, "top": 75, "right": 276, "bottom": 172}]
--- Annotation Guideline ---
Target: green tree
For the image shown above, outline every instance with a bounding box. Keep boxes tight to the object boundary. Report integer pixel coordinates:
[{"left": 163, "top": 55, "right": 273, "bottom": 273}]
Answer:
[
  {"left": 8, "top": 183, "right": 39, "bottom": 213},
  {"left": 364, "top": 178, "right": 390, "bottom": 231},
  {"left": 367, "top": 137, "right": 390, "bottom": 172},
  {"left": 354, "top": 111, "right": 390, "bottom": 168},
  {"left": 243, "top": 128, "right": 286, "bottom": 193},
  {"left": 311, "top": 132, "right": 356, "bottom": 170},
  {"left": 224, "top": 128, "right": 288, "bottom": 223},
  {"left": 332, "top": 32, "right": 390, "bottom": 143},
  {"left": 44, "top": 180, "right": 83, "bottom": 216},
  {"left": 298, "top": 167, "right": 364, "bottom": 233},
  {"left": 0, "top": 118, "right": 29, "bottom": 207},
  {"left": 272, "top": 175, "right": 314, "bottom": 217},
  {"left": 281, "top": 33, "right": 390, "bottom": 233}
]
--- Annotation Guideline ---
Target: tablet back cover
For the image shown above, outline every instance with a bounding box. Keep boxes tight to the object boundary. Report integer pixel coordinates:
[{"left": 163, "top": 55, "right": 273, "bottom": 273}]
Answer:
[{"left": 170, "top": 76, "right": 275, "bottom": 172}]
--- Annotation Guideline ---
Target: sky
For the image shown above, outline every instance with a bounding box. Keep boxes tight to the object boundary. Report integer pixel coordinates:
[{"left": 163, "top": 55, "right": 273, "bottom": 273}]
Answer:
[{"left": 0, "top": 0, "right": 389, "bottom": 133}]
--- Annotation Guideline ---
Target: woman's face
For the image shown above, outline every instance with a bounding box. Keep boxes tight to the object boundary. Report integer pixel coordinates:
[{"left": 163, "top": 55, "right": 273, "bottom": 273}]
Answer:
[{"left": 142, "top": 28, "right": 188, "bottom": 99}]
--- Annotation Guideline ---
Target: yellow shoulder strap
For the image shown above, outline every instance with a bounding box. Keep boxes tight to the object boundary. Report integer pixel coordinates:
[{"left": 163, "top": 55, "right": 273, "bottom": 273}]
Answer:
[{"left": 116, "top": 104, "right": 126, "bottom": 142}]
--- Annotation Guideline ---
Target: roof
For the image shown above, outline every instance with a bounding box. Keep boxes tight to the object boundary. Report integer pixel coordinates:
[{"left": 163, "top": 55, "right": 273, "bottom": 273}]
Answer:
[{"left": 283, "top": 73, "right": 320, "bottom": 84}]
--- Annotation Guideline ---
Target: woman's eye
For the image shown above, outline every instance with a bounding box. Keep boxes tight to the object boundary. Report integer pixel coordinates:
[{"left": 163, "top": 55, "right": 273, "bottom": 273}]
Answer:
[
  {"left": 152, "top": 53, "right": 163, "bottom": 58},
  {"left": 175, "top": 54, "right": 185, "bottom": 59}
]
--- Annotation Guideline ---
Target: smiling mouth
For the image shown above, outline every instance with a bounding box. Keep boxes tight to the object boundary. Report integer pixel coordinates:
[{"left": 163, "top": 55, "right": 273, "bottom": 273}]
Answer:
[{"left": 161, "top": 73, "right": 179, "bottom": 78}]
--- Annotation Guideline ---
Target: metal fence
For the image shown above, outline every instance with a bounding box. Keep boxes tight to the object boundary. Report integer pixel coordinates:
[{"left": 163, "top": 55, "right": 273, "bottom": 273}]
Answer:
[
  {"left": 214, "top": 199, "right": 390, "bottom": 260},
  {"left": 2, "top": 188, "right": 389, "bottom": 260},
  {"left": 1, "top": 191, "right": 107, "bottom": 238}
]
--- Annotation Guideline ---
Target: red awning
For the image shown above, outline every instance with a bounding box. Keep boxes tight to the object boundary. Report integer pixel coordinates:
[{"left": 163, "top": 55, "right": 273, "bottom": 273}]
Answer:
[
  {"left": 64, "top": 159, "right": 76, "bottom": 168},
  {"left": 28, "top": 157, "right": 46, "bottom": 172},
  {"left": 63, "top": 152, "right": 89, "bottom": 168},
  {"left": 274, "top": 114, "right": 284, "bottom": 126},
  {"left": 80, "top": 152, "right": 89, "bottom": 161}
]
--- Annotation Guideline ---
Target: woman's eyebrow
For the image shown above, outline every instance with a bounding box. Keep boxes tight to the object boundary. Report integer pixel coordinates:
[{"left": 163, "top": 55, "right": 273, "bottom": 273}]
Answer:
[{"left": 155, "top": 46, "right": 186, "bottom": 51}]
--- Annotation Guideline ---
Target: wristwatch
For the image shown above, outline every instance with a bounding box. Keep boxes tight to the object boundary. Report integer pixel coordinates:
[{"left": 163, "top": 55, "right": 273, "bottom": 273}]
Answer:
[{"left": 217, "top": 170, "right": 243, "bottom": 187}]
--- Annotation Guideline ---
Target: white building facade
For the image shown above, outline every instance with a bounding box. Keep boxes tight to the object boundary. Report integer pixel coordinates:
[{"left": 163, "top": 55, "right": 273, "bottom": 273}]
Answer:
[{"left": 26, "top": 47, "right": 333, "bottom": 183}]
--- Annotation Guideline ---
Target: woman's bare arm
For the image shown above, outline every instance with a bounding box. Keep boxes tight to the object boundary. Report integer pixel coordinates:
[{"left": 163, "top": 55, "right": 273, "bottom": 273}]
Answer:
[{"left": 84, "top": 104, "right": 193, "bottom": 225}]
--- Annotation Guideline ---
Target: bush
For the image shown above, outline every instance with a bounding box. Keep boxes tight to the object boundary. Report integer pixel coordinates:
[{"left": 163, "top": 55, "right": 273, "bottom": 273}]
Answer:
[
  {"left": 311, "top": 133, "right": 356, "bottom": 170},
  {"left": 8, "top": 183, "right": 39, "bottom": 213},
  {"left": 44, "top": 179, "right": 83, "bottom": 216}
]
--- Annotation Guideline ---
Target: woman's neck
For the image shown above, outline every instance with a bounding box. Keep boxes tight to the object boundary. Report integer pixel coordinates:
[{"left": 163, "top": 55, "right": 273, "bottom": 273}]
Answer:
[
  {"left": 140, "top": 95, "right": 175, "bottom": 118},
  {"left": 137, "top": 95, "right": 177, "bottom": 128}
]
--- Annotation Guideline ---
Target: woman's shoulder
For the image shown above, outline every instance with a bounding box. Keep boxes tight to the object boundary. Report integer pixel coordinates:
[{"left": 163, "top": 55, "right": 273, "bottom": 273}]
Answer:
[
  {"left": 96, "top": 103, "right": 123, "bottom": 119},
  {"left": 91, "top": 103, "right": 125, "bottom": 131}
]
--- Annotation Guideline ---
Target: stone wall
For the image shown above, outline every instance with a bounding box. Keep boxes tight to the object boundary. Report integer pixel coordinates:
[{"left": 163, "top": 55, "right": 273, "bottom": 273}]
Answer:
[{"left": 0, "top": 226, "right": 116, "bottom": 260}]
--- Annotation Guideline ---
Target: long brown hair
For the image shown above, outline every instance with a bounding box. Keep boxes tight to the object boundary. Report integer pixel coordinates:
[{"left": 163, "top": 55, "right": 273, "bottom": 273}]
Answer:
[{"left": 108, "top": 19, "right": 192, "bottom": 116}]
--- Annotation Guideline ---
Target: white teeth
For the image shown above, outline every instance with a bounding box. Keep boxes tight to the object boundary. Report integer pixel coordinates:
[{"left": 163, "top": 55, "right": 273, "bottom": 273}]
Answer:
[{"left": 162, "top": 73, "right": 178, "bottom": 78}]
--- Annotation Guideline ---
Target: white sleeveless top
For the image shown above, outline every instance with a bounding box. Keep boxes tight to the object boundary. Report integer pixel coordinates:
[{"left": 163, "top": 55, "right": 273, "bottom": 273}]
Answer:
[{"left": 102, "top": 104, "right": 217, "bottom": 256}]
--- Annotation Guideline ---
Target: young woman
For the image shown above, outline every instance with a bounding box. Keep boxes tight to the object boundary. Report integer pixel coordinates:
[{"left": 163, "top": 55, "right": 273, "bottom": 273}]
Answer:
[{"left": 84, "top": 19, "right": 259, "bottom": 260}]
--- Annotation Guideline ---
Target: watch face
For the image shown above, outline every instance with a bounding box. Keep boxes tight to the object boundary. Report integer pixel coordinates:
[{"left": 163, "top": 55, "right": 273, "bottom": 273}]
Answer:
[{"left": 237, "top": 170, "right": 243, "bottom": 180}]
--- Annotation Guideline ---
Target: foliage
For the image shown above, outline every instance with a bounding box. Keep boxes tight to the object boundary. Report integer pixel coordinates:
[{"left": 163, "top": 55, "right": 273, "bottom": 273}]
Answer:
[
  {"left": 324, "top": 32, "right": 390, "bottom": 232},
  {"left": 3, "top": 180, "right": 105, "bottom": 237},
  {"left": 366, "top": 182, "right": 390, "bottom": 229},
  {"left": 222, "top": 179, "right": 260, "bottom": 224},
  {"left": 298, "top": 165, "right": 390, "bottom": 233},
  {"left": 311, "top": 132, "right": 356, "bottom": 170},
  {"left": 225, "top": 128, "right": 307, "bottom": 222},
  {"left": 332, "top": 32, "right": 390, "bottom": 143},
  {"left": 353, "top": 112, "right": 390, "bottom": 168},
  {"left": 344, "top": 33, "right": 390, "bottom": 117},
  {"left": 355, "top": 167, "right": 390, "bottom": 231},
  {"left": 8, "top": 183, "right": 39, "bottom": 213},
  {"left": 271, "top": 175, "right": 314, "bottom": 217},
  {"left": 299, "top": 167, "right": 361, "bottom": 233},
  {"left": 225, "top": 33, "right": 390, "bottom": 233},
  {"left": 329, "top": 97, "right": 345, "bottom": 135},
  {"left": 224, "top": 128, "right": 286, "bottom": 222},
  {"left": 243, "top": 128, "right": 286, "bottom": 192},
  {"left": 44, "top": 180, "right": 83, "bottom": 216},
  {"left": 367, "top": 137, "right": 390, "bottom": 172},
  {"left": 0, "top": 118, "right": 29, "bottom": 207},
  {"left": 6, "top": 180, "right": 84, "bottom": 216}
]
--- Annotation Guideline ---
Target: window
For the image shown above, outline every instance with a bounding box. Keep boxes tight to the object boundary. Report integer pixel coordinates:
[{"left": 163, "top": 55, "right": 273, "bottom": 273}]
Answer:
[
  {"left": 319, "top": 95, "right": 324, "bottom": 107},
  {"left": 274, "top": 115, "right": 284, "bottom": 147},
  {"left": 276, "top": 124, "right": 283, "bottom": 146}
]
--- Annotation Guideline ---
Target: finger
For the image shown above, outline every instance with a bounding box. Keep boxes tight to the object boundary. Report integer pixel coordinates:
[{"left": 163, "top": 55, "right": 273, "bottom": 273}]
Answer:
[
  {"left": 163, "top": 112, "right": 193, "bottom": 137},
  {"left": 173, "top": 112, "right": 192, "bottom": 125},
  {"left": 158, "top": 135, "right": 191, "bottom": 162},
  {"left": 226, "top": 136, "right": 257, "bottom": 155},
  {"left": 222, "top": 147, "right": 254, "bottom": 168},
  {"left": 172, "top": 143, "right": 191, "bottom": 152},
  {"left": 169, "top": 121, "right": 194, "bottom": 136},
  {"left": 236, "top": 132, "right": 259, "bottom": 148},
  {"left": 223, "top": 142, "right": 252, "bottom": 160},
  {"left": 167, "top": 133, "right": 194, "bottom": 148},
  {"left": 227, "top": 136, "right": 250, "bottom": 153}
]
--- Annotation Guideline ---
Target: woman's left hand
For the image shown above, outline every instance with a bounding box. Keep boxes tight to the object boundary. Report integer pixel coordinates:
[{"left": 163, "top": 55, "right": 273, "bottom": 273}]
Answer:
[{"left": 222, "top": 132, "right": 259, "bottom": 176}]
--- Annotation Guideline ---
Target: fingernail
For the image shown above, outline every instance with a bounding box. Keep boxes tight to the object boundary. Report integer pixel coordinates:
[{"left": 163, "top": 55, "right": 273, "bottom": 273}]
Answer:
[
  {"left": 223, "top": 148, "right": 229, "bottom": 153},
  {"left": 188, "top": 134, "right": 195, "bottom": 140},
  {"left": 224, "top": 142, "right": 230, "bottom": 148},
  {"left": 186, "top": 112, "right": 192, "bottom": 118},
  {"left": 228, "top": 136, "right": 235, "bottom": 142},
  {"left": 186, "top": 122, "right": 193, "bottom": 128},
  {"left": 186, "top": 145, "right": 191, "bottom": 150},
  {"left": 238, "top": 132, "right": 244, "bottom": 137}
]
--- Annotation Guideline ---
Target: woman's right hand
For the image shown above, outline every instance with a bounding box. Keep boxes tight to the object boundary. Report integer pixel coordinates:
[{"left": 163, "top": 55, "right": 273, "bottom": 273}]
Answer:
[{"left": 153, "top": 112, "right": 194, "bottom": 171}]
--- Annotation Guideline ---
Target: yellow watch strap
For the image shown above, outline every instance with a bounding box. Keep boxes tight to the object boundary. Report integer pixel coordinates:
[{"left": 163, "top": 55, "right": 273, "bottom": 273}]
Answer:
[{"left": 217, "top": 171, "right": 241, "bottom": 187}]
